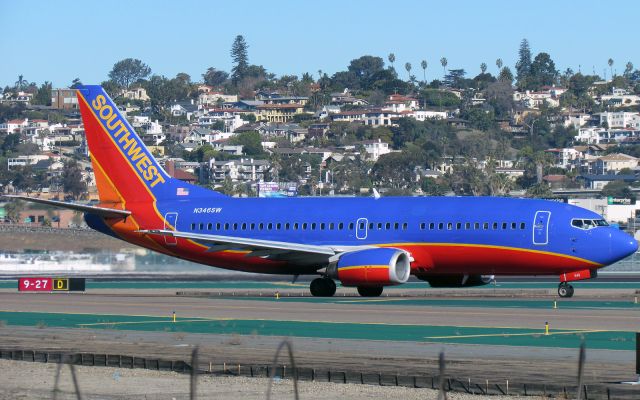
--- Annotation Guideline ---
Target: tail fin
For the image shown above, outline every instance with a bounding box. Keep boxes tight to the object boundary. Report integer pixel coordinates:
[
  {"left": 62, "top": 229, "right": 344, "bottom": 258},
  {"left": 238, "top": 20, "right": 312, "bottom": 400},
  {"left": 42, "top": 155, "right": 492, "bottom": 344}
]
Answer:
[{"left": 76, "top": 85, "right": 222, "bottom": 204}]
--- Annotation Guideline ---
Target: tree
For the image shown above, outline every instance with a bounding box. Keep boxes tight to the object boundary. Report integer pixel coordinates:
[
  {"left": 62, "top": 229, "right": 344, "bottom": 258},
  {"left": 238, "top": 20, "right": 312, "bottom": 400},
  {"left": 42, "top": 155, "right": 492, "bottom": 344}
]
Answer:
[
  {"left": 14, "top": 75, "right": 29, "bottom": 91},
  {"left": 480, "top": 63, "right": 487, "bottom": 74},
  {"left": 440, "top": 57, "right": 448, "bottom": 77},
  {"left": 496, "top": 58, "right": 503, "bottom": 71},
  {"left": 231, "top": 35, "right": 249, "bottom": 84},
  {"left": 228, "top": 131, "right": 263, "bottom": 156},
  {"left": 32, "top": 82, "right": 52, "bottom": 106},
  {"left": 608, "top": 58, "right": 614, "bottom": 78},
  {"left": 602, "top": 180, "right": 635, "bottom": 201},
  {"left": 624, "top": 62, "right": 634, "bottom": 79},
  {"left": 62, "top": 159, "right": 87, "bottom": 199},
  {"left": 420, "top": 60, "right": 428, "bottom": 83},
  {"left": 404, "top": 62, "right": 412, "bottom": 80},
  {"left": 388, "top": 53, "right": 396, "bottom": 71},
  {"left": 515, "top": 38, "right": 532, "bottom": 90},
  {"left": 4, "top": 200, "right": 23, "bottom": 223},
  {"left": 108, "top": 58, "right": 151, "bottom": 89},
  {"left": 203, "top": 67, "right": 229, "bottom": 87},
  {"left": 348, "top": 55, "right": 385, "bottom": 90},
  {"left": 70, "top": 78, "right": 83, "bottom": 89},
  {"left": 498, "top": 66, "right": 514, "bottom": 84},
  {"left": 529, "top": 52, "right": 558, "bottom": 89}
]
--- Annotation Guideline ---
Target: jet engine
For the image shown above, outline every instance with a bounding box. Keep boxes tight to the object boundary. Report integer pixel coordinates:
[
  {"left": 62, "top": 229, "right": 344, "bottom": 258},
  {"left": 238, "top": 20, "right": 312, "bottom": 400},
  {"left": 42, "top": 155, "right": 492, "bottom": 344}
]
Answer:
[
  {"left": 327, "top": 248, "right": 411, "bottom": 287},
  {"left": 418, "top": 274, "right": 494, "bottom": 288}
]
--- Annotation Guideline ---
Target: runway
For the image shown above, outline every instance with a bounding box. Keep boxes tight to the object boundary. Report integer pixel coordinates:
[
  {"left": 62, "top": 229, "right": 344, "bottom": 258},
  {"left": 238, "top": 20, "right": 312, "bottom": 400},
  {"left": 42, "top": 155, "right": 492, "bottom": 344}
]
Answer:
[{"left": 0, "top": 285, "right": 638, "bottom": 392}]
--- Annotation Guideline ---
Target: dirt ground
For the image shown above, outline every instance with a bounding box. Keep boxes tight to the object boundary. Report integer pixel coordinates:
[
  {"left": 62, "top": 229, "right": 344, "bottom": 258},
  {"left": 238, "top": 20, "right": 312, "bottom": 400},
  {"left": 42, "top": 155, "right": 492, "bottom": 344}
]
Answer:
[{"left": 0, "top": 358, "right": 539, "bottom": 400}]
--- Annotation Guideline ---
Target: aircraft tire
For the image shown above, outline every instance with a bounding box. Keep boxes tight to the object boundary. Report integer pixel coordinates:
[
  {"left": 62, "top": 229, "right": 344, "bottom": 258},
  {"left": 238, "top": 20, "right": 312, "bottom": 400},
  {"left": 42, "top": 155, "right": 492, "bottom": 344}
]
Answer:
[
  {"left": 310, "top": 278, "right": 336, "bottom": 297},
  {"left": 558, "top": 283, "right": 574, "bottom": 298},
  {"left": 357, "top": 286, "right": 384, "bottom": 297}
]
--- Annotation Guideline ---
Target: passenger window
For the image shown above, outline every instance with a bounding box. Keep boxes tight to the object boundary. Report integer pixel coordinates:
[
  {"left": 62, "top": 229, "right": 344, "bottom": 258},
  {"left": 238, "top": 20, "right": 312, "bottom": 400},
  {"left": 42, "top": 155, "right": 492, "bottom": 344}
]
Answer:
[
  {"left": 511, "top": 222, "right": 516, "bottom": 230},
  {"left": 285, "top": 223, "right": 290, "bottom": 230},
  {"left": 491, "top": 222, "right": 497, "bottom": 230},
  {"left": 520, "top": 222, "right": 525, "bottom": 229},
  {"left": 369, "top": 222, "right": 374, "bottom": 229},
  {"left": 276, "top": 223, "right": 281, "bottom": 230},
  {"left": 224, "top": 223, "right": 230, "bottom": 230},
  {"left": 394, "top": 222, "right": 399, "bottom": 230},
  {"left": 330, "top": 223, "right": 335, "bottom": 230},
  {"left": 216, "top": 223, "right": 221, "bottom": 230},
  {"left": 311, "top": 223, "right": 316, "bottom": 230},
  {"left": 502, "top": 222, "right": 507, "bottom": 229},
  {"left": 456, "top": 222, "right": 461, "bottom": 230},
  {"left": 250, "top": 223, "right": 255, "bottom": 230},
  {"left": 386, "top": 222, "right": 391, "bottom": 229},
  {"left": 259, "top": 223, "right": 264, "bottom": 230},
  {"left": 420, "top": 223, "right": 426, "bottom": 230},
  {"left": 402, "top": 223, "right": 408, "bottom": 230},
  {"left": 339, "top": 223, "right": 344, "bottom": 230},
  {"left": 474, "top": 222, "right": 480, "bottom": 229},
  {"left": 438, "top": 223, "right": 444, "bottom": 230},
  {"left": 199, "top": 223, "right": 204, "bottom": 230},
  {"left": 321, "top": 223, "right": 325, "bottom": 230},
  {"left": 378, "top": 223, "right": 383, "bottom": 230},
  {"left": 447, "top": 222, "right": 452, "bottom": 230},
  {"left": 241, "top": 223, "right": 247, "bottom": 230},
  {"left": 483, "top": 223, "right": 489, "bottom": 230},
  {"left": 303, "top": 223, "right": 308, "bottom": 230},
  {"left": 465, "top": 222, "right": 470, "bottom": 229},
  {"left": 429, "top": 223, "right": 435, "bottom": 229},
  {"left": 233, "top": 223, "right": 238, "bottom": 230},
  {"left": 191, "top": 223, "right": 195, "bottom": 230},
  {"left": 294, "top": 223, "right": 299, "bottom": 230},
  {"left": 207, "top": 223, "right": 212, "bottom": 230},
  {"left": 349, "top": 223, "right": 354, "bottom": 230},
  {"left": 267, "top": 223, "right": 273, "bottom": 230}
]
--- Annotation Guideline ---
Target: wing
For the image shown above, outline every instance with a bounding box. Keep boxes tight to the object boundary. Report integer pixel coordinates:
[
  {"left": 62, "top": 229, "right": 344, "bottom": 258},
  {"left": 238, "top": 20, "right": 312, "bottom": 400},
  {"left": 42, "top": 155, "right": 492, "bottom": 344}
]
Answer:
[
  {"left": 3, "top": 195, "right": 131, "bottom": 219},
  {"left": 136, "top": 229, "right": 366, "bottom": 266}
]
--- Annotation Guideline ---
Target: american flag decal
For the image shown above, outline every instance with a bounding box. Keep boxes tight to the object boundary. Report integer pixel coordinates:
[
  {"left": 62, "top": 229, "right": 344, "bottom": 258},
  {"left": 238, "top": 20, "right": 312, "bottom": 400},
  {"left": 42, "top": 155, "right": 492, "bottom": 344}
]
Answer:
[{"left": 177, "top": 187, "right": 189, "bottom": 196}]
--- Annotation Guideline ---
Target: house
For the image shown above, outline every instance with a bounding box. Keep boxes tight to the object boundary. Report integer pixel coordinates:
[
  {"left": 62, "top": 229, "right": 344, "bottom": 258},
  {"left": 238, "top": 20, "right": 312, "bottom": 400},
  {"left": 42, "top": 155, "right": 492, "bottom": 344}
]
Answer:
[
  {"left": 121, "top": 87, "right": 150, "bottom": 101},
  {"left": 360, "top": 139, "right": 391, "bottom": 161},
  {"left": 209, "top": 158, "right": 270, "bottom": 184},
  {"left": 51, "top": 89, "right": 79, "bottom": 110},
  {"left": 579, "top": 174, "right": 637, "bottom": 190},
  {"left": 384, "top": 94, "right": 419, "bottom": 112},
  {"left": 164, "top": 160, "right": 197, "bottom": 184},
  {"left": 170, "top": 100, "right": 199, "bottom": 120},
  {"left": 256, "top": 92, "right": 309, "bottom": 107},
  {"left": 513, "top": 89, "right": 561, "bottom": 109},
  {"left": 590, "top": 153, "right": 639, "bottom": 175},
  {"left": 198, "top": 92, "right": 238, "bottom": 106},
  {"left": 0, "top": 118, "right": 29, "bottom": 134},
  {"left": 256, "top": 103, "right": 305, "bottom": 123},
  {"left": 561, "top": 112, "right": 592, "bottom": 129},
  {"left": 412, "top": 110, "right": 448, "bottom": 121},
  {"left": 543, "top": 174, "right": 570, "bottom": 189},
  {"left": 545, "top": 148, "right": 584, "bottom": 170},
  {"left": 183, "top": 128, "right": 216, "bottom": 146},
  {"left": 599, "top": 112, "right": 640, "bottom": 129},
  {"left": 330, "top": 91, "right": 369, "bottom": 107},
  {"left": 600, "top": 88, "right": 640, "bottom": 108}
]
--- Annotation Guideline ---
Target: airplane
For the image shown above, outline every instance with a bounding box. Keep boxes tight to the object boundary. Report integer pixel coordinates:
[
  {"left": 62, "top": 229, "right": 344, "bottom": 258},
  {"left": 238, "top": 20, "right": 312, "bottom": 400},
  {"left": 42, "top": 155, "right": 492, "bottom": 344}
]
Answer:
[{"left": 6, "top": 85, "right": 638, "bottom": 298}]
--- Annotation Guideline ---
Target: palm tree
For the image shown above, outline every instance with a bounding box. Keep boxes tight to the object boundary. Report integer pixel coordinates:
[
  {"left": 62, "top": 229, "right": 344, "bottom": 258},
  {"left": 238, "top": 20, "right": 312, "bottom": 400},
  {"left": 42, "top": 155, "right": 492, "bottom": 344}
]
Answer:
[
  {"left": 14, "top": 75, "right": 28, "bottom": 91},
  {"left": 388, "top": 53, "right": 396, "bottom": 71},
  {"left": 421, "top": 60, "right": 428, "bottom": 83},
  {"left": 608, "top": 58, "right": 614, "bottom": 78},
  {"left": 480, "top": 63, "right": 487, "bottom": 74},
  {"left": 440, "top": 57, "right": 448, "bottom": 78},
  {"left": 405, "top": 62, "right": 412, "bottom": 80},
  {"left": 496, "top": 58, "right": 503, "bottom": 71}
]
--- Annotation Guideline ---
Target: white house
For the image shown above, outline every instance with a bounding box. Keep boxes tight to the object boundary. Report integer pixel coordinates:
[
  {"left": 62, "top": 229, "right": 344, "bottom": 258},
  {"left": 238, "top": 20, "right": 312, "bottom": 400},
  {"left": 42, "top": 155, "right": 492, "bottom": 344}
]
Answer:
[
  {"left": 361, "top": 139, "right": 391, "bottom": 161},
  {"left": 599, "top": 112, "right": 640, "bottom": 129}
]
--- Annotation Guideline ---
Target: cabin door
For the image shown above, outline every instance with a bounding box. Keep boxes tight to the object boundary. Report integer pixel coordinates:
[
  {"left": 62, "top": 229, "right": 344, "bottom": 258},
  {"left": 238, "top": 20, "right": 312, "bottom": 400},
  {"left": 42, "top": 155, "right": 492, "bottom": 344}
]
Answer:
[
  {"left": 163, "top": 212, "right": 178, "bottom": 246},
  {"left": 356, "top": 218, "right": 368, "bottom": 240},
  {"left": 532, "top": 211, "right": 551, "bottom": 245}
]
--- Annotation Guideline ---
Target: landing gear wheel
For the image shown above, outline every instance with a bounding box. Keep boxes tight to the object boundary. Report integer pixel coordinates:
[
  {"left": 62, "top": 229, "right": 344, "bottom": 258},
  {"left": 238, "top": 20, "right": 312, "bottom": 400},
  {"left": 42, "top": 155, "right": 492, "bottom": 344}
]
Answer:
[
  {"left": 357, "top": 286, "right": 384, "bottom": 297},
  {"left": 310, "top": 278, "right": 336, "bottom": 297},
  {"left": 558, "top": 283, "right": 574, "bottom": 298}
]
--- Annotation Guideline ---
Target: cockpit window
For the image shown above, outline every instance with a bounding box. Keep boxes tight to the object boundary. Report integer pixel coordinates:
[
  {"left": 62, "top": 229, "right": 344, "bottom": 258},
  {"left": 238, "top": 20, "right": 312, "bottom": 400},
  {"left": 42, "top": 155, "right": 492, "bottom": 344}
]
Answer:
[{"left": 571, "top": 218, "right": 609, "bottom": 230}]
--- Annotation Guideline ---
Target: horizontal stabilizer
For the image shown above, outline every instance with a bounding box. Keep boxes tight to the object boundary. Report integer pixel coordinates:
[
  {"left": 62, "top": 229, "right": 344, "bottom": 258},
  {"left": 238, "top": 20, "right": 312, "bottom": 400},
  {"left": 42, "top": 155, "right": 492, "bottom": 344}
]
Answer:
[{"left": 3, "top": 195, "right": 131, "bottom": 219}]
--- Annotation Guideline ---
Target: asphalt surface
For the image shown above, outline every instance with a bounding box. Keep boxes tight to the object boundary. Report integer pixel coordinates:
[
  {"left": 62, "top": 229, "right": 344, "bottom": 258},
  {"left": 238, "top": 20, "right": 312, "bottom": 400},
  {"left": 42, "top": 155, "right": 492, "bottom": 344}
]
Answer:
[{"left": 0, "top": 288, "right": 638, "bottom": 392}]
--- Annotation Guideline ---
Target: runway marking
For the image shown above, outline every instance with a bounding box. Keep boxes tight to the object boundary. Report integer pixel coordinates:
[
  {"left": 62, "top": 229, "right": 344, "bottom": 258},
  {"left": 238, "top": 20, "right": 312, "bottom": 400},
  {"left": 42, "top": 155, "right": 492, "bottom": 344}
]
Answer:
[
  {"left": 425, "top": 329, "right": 608, "bottom": 340},
  {"left": 76, "top": 318, "right": 232, "bottom": 327},
  {"left": 335, "top": 298, "right": 414, "bottom": 303}
]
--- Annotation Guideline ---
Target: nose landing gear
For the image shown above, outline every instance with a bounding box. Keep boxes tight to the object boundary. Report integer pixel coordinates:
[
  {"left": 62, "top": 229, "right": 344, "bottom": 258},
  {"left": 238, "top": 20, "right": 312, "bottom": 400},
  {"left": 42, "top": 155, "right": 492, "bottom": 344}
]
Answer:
[{"left": 558, "top": 282, "right": 574, "bottom": 298}]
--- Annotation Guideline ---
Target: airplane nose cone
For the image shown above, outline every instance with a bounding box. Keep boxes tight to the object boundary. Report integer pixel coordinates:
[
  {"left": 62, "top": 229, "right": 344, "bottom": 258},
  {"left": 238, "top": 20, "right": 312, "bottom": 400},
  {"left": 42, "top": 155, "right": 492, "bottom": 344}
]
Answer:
[{"left": 612, "top": 231, "right": 638, "bottom": 261}]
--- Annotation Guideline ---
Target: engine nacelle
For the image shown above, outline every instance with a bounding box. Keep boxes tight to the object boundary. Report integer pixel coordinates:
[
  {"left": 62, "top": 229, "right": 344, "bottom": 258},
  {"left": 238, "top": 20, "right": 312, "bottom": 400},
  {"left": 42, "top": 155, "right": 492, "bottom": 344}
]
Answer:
[
  {"left": 418, "top": 274, "right": 494, "bottom": 288},
  {"left": 327, "top": 248, "right": 411, "bottom": 287}
]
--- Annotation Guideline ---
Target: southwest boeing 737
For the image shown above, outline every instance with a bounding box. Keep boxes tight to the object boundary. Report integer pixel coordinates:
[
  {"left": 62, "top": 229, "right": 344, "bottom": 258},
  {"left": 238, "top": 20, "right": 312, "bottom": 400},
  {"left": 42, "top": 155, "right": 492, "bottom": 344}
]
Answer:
[{"left": 6, "top": 86, "right": 638, "bottom": 297}]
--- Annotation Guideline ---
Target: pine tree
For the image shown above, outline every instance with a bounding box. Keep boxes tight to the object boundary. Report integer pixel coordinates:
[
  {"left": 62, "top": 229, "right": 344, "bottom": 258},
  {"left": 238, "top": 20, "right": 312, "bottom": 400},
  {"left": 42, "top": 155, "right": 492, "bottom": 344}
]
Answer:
[
  {"left": 230, "top": 35, "right": 249, "bottom": 84},
  {"left": 515, "top": 39, "right": 532, "bottom": 90}
]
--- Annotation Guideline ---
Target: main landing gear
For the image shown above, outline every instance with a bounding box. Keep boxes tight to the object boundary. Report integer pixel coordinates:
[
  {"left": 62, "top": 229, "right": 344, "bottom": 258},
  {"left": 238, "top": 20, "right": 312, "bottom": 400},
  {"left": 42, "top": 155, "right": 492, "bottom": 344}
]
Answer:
[
  {"left": 310, "top": 277, "right": 336, "bottom": 297},
  {"left": 558, "top": 282, "right": 574, "bottom": 298}
]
